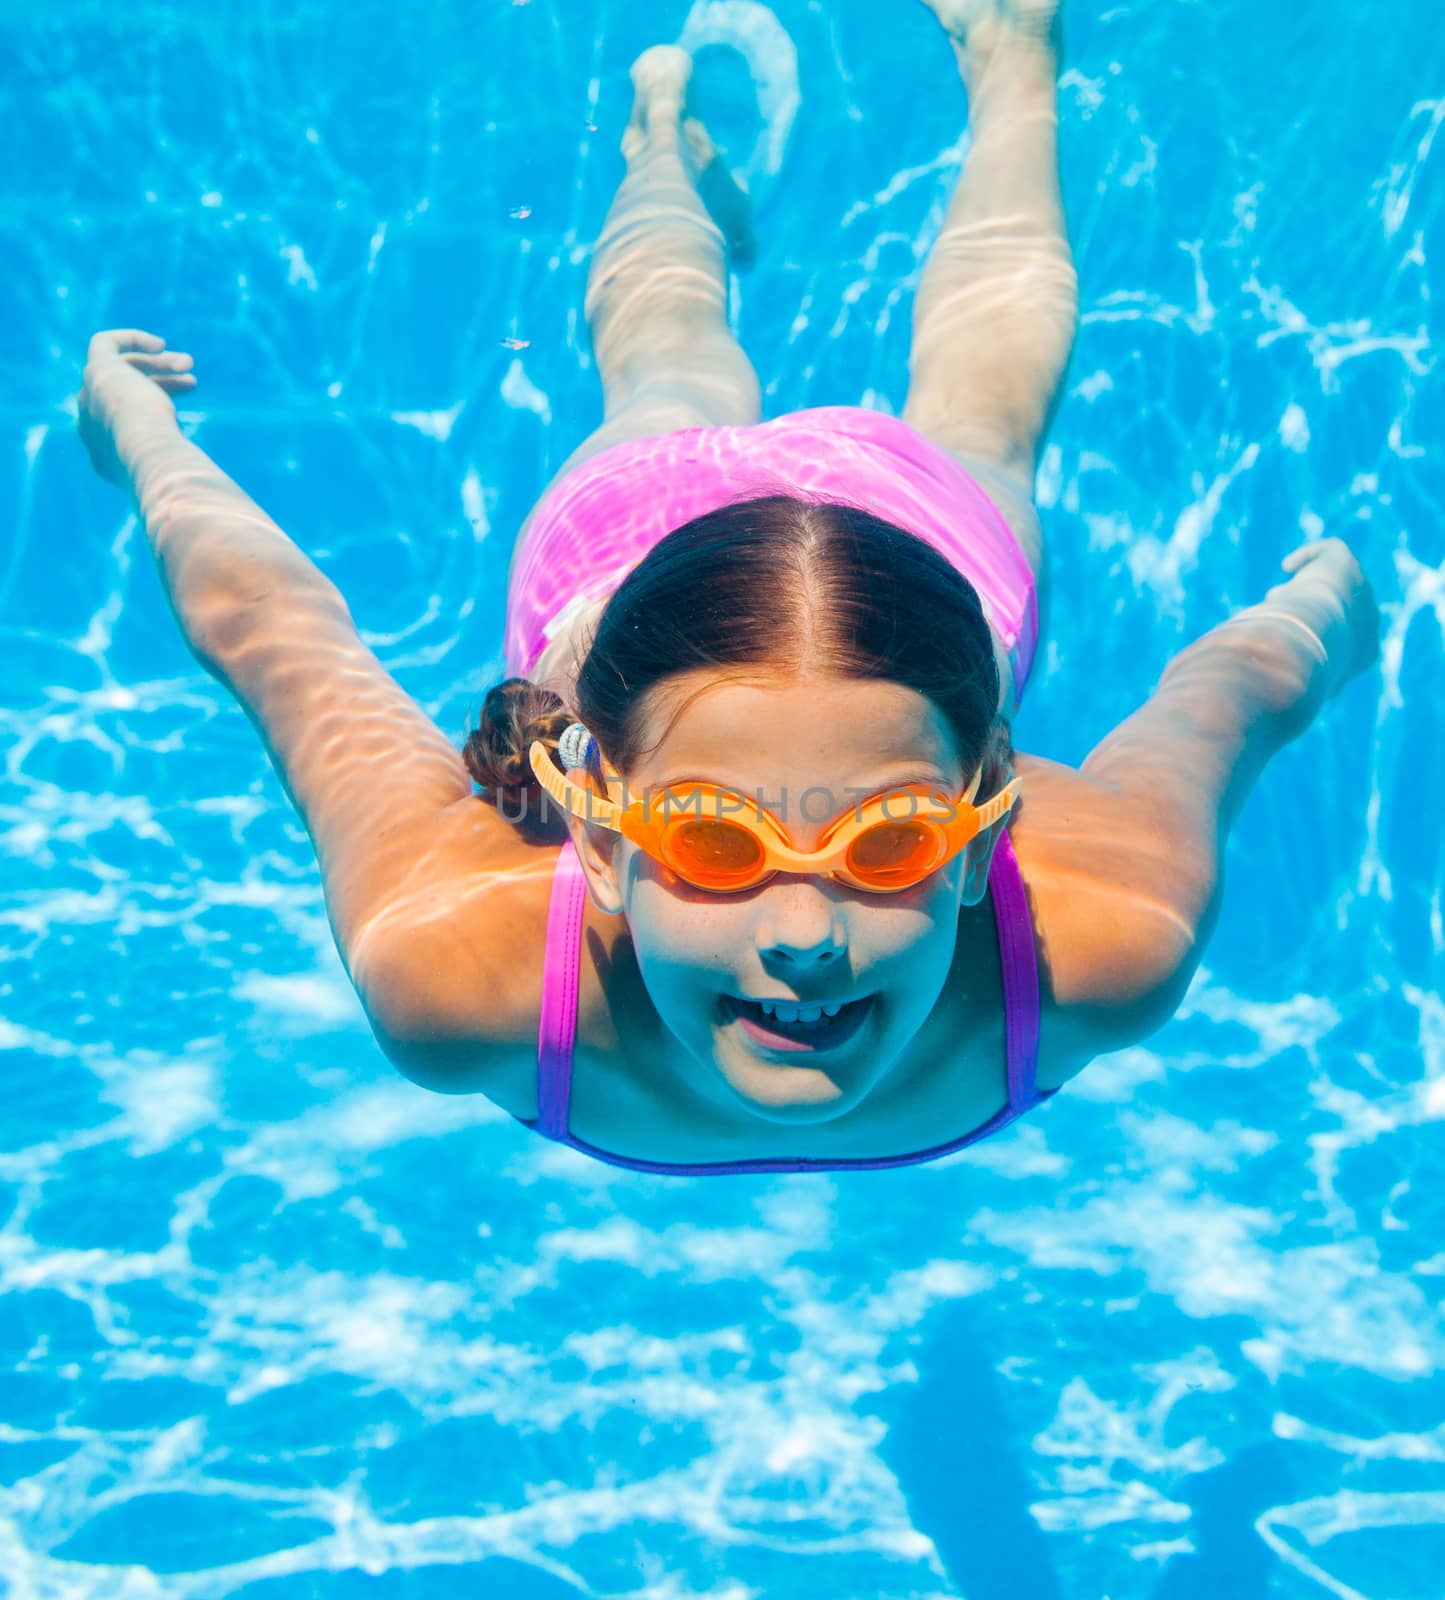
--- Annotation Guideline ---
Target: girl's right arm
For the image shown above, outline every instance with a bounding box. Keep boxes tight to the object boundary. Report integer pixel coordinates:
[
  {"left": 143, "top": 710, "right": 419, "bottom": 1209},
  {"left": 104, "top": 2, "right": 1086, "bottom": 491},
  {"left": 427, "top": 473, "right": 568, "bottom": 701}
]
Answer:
[{"left": 77, "top": 330, "right": 477, "bottom": 1025}]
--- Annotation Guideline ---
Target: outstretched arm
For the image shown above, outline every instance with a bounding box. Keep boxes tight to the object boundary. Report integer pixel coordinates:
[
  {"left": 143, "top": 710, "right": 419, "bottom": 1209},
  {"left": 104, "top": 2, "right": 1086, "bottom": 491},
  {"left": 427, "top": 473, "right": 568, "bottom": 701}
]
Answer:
[
  {"left": 1085, "top": 539, "right": 1378, "bottom": 820},
  {"left": 79, "top": 330, "right": 361, "bottom": 655},
  {"left": 1080, "top": 538, "right": 1381, "bottom": 981},
  {"left": 76, "top": 330, "right": 473, "bottom": 985}
]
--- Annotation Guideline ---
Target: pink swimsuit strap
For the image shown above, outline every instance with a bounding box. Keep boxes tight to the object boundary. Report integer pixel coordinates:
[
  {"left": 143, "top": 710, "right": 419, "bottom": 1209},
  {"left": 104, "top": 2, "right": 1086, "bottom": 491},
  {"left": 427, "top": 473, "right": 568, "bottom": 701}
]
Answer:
[{"left": 524, "top": 828, "right": 1052, "bottom": 1175}]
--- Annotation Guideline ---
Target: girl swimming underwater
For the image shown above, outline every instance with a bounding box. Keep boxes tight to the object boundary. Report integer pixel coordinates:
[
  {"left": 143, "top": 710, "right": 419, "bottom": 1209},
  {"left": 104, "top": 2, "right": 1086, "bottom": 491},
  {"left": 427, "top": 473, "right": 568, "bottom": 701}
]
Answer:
[{"left": 77, "top": 0, "right": 1379, "bottom": 1174}]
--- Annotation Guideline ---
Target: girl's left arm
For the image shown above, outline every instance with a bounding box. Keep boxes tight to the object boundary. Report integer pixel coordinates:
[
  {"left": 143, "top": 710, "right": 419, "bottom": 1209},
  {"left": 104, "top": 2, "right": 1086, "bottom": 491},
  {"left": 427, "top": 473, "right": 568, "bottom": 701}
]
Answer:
[{"left": 78, "top": 330, "right": 474, "bottom": 995}]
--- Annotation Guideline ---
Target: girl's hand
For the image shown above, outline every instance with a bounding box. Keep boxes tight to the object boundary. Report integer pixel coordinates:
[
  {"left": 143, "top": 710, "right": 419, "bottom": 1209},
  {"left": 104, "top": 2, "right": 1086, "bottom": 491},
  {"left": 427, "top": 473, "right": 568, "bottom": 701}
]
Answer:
[
  {"left": 1267, "top": 536, "right": 1382, "bottom": 700},
  {"left": 76, "top": 329, "right": 197, "bottom": 486}
]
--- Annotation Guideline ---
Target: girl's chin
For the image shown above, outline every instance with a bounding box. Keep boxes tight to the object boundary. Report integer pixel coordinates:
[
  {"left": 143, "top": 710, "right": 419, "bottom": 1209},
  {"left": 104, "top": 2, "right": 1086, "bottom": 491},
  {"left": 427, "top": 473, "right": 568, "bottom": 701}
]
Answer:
[
  {"left": 713, "top": 1047, "right": 866, "bottom": 1122},
  {"left": 722, "top": 1072, "right": 852, "bottom": 1122}
]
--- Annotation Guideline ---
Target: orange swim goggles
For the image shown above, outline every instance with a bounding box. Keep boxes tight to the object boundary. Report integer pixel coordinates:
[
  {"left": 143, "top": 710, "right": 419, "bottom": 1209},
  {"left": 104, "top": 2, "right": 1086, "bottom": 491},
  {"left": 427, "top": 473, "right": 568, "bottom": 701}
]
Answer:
[{"left": 527, "top": 735, "right": 1021, "bottom": 895}]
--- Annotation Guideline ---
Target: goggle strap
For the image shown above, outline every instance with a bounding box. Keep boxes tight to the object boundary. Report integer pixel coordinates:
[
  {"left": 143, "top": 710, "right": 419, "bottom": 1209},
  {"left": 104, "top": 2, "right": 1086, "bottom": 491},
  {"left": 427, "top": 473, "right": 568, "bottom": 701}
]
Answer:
[
  {"left": 527, "top": 740, "right": 624, "bottom": 831},
  {"left": 973, "top": 775, "right": 1022, "bottom": 832}
]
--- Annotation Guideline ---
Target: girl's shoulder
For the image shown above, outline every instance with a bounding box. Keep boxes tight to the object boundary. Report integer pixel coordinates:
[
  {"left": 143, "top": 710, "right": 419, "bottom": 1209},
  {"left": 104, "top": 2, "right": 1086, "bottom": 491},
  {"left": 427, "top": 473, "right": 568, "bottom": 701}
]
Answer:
[
  {"left": 353, "top": 797, "right": 567, "bottom": 1108},
  {"left": 356, "top": 796, "right": 640, "bottom": 1121},
  {"left": 1010, "top": 749, "right": 1210, "bottom": 1081}
]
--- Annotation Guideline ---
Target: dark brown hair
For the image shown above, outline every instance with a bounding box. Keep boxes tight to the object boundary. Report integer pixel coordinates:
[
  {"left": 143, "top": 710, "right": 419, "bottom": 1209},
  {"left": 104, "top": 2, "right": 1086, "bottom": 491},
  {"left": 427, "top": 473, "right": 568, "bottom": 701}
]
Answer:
[{"left": 464, "top": 495, "right": 1014, "bottom": 838}]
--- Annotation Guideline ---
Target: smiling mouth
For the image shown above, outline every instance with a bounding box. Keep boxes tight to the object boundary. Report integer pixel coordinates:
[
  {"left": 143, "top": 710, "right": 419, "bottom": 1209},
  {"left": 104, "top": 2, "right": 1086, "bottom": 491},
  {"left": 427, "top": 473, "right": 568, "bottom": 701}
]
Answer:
[{"left": 721, "top": 994, "right": 875, "bottom": 1053}]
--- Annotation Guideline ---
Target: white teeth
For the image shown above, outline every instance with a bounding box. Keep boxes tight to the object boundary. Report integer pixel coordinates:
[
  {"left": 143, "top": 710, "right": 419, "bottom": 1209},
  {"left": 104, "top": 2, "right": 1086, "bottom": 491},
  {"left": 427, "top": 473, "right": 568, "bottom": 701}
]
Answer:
[{"left": 754, "top": 999, "right": 846, "bottom": 1024}]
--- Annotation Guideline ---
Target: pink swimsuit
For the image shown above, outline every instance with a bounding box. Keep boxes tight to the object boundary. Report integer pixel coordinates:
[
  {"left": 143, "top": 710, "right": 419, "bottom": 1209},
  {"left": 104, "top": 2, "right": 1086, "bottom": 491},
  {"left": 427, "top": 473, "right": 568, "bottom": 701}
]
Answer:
[
  {"left": 503, "top": 405, "right": 1052, "bottom": 1174},
  {"left": 503, "top": 405, "right": 1038, "bottom": 707}
]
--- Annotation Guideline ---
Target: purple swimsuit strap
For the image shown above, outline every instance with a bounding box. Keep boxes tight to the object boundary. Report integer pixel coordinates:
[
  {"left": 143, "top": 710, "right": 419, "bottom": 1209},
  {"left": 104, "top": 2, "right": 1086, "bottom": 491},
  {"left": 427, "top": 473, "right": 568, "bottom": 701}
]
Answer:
[{"left": 990, "top": 827, "right": 1041, "bottom": 1099}]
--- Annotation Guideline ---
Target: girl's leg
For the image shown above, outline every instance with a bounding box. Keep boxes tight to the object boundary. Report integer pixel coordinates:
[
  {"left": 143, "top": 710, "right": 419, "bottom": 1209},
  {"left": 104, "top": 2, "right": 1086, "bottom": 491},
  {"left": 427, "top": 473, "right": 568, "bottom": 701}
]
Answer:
[
  {"left": 511, "top": 48, "right": 762, "bottom": 691},
  {"left": 902, "top": 0, "right": 1076, "bottom": 599},
  {"left": 550, "top": 45, "right": 762, "bottom": 484}
]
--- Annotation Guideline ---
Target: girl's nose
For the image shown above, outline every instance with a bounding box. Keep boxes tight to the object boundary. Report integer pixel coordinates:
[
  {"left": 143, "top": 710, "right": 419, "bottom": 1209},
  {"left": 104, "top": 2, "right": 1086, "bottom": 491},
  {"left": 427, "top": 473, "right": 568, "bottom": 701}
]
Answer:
[{"left": 756, "top": 879, "right": 848, "bottom": 968}]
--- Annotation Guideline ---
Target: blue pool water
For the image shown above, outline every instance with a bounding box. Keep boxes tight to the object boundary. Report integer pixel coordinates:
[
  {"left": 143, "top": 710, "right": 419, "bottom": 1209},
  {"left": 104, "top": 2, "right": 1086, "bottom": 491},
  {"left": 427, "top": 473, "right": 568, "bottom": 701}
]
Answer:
[{"left": 3, "top": 0, "right": 1443, "bottom": 1594}]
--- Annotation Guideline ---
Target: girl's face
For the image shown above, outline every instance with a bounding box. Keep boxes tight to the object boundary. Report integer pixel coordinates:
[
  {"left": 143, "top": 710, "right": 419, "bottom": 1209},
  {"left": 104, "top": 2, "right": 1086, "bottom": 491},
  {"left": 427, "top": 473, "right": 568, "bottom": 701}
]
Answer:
[{"left": 567, "top": 672, "right": 1006, "bottom": 1126}]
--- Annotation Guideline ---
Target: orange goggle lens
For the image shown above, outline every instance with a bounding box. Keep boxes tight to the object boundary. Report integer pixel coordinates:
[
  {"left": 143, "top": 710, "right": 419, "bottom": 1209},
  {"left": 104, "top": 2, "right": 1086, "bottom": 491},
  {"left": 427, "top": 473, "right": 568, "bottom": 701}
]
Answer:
[
  {"left": 845, "top": 818, "right": 947, "bottom": 887},
  {"left": 664, "top": 817, "right": 768, "bottom": 887},
  {"left": 661, "top": 813, "right": 948, "bottom": 891}
]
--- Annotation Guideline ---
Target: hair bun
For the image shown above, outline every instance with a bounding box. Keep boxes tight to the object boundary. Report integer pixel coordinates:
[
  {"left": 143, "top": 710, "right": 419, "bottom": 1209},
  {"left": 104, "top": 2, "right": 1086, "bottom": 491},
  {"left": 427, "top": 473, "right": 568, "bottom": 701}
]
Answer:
[{"left": 463, "top": 677, "right": 573, "bottom": 831}]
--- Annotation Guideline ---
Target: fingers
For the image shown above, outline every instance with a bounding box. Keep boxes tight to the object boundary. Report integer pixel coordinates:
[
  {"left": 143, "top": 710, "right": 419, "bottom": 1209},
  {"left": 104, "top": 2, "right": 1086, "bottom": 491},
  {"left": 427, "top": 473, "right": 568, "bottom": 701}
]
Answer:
[
  {"left": 88, "top": 328, "right": 168, "bottom": 361},
  {"left": 121, "top": 349, "right": 194, "bottom": 376},
  {"left": 1282, "top": 539, "right": 1324, "bottom": 570},
  {"left": 120, "top": 347, "right": 197, "bottom": 394},
  {"left": 1281, "top": 536, "right": 1350, "bottom": 574},
  {"left": 116, "top": 329, "right": 168, "bottom": 353}
]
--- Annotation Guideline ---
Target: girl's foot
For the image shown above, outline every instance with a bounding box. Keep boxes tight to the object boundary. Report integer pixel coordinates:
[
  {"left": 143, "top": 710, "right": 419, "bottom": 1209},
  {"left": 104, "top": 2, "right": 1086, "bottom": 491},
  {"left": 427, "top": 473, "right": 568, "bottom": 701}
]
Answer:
[
  {"left": 683, "top": 115, "right": 757, "bottom": 270},
  {"left": 622, "top": 44, "right": 756, "bottom": 269},
  {"left": 918, "top": 0, "right": 1061, "bottom": 83},
  {"left": 622, "top": 45, "right": 692, "bottom": 161}
]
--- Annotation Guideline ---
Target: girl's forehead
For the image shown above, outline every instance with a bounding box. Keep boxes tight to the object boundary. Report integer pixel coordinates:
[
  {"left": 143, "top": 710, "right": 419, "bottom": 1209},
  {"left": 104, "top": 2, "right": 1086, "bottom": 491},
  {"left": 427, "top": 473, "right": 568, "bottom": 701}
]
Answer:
[
  {"left": 646, "top": 669, "right": 940, "bottom": 728},
  {"left": 635, "top": 673, "right": 964, "bottom": 785}
]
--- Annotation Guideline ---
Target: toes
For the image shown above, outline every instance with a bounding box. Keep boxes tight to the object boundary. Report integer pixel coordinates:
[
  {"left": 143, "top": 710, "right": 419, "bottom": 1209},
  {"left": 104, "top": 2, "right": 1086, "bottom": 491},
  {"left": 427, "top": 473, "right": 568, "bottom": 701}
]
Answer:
[{"left": 630, "top": 44, "right": 692, "bottom": 102}]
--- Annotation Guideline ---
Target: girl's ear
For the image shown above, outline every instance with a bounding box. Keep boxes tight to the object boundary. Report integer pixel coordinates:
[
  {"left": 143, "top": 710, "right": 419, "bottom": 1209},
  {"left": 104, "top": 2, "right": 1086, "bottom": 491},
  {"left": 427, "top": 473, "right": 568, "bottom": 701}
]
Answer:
[
  {"left": 568, "top": 816, "right": 626, "bottom": 915},
  {"left": 562, "top": 768, "right": 627, "bottom": 915},
  {"left": 959, "top": 755, "right": 1018, "bottom": 905},
  {"left": 960, "top": 816, "right": 1006, "bottom": 908}
]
